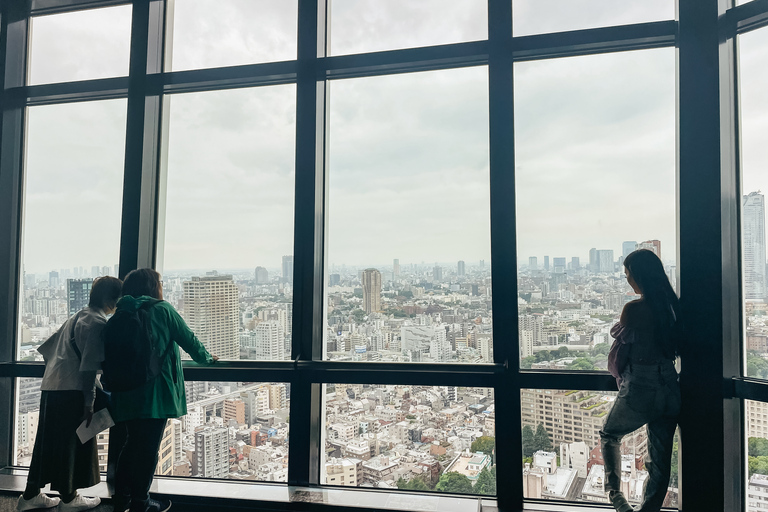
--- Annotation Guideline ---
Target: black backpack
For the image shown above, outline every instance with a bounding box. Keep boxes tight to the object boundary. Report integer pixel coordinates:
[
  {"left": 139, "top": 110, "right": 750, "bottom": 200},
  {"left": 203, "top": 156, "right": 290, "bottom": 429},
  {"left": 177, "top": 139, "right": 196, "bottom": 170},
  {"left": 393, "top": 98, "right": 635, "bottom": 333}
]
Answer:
[{"left": 102, "top": 299, "right": 176, "bottom": 392}]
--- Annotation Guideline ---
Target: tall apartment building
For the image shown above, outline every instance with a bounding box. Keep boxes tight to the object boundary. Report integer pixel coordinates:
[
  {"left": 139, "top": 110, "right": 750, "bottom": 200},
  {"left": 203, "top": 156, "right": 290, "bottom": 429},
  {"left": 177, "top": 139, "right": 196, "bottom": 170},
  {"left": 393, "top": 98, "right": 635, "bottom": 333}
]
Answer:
[
  {"left": 361, "top": 268, "right": 381, "bottom": 314},
  {"left": 268, "top": 383, "right": 287, "bottom": 410},
  {"left": 744, "top": 192, "right": 767, "bottom": 301},
  {"left": 242, "top": 387, "right": 271, "bottom": 424},
  {"left": 433, "top": 265, "right": 443, "bottom": 282},
  {"left": 223, "top": 398, "right": 246, "bottom": 425},
  {"left": 393, "top": 259, "right": 400, "bottom": 279},
  {"left": 747, "top": 400, "right": 768, "bottom": 439},
  {"left": 458, "top": 260, "right": 466, "bottom": 276},
  {"left": 156, "top": 420, "right": 175, "bottom": 475},
  {"left": 282, "top": 255, "right": 293, "bottom": 284},
  {"left": 66, "top": 278, "right": 92, "bottom": 315},
  {"left": 636, "top": 239, "right": 662, "bottom": 259},
  {"left": 245, "top": 321, "right": 285, "bottom": 360},
  {"left": 183, "top": 275, "right": 240, "bottom": 360},
  {"left": 521, "top": 389, "right": 616, "bottom": 454},
  {"left": 528, "top": 257, "right": 538, "bottom": 270},
  {"left": 195, "top": 425, "right": 229, "bottom": 479}
]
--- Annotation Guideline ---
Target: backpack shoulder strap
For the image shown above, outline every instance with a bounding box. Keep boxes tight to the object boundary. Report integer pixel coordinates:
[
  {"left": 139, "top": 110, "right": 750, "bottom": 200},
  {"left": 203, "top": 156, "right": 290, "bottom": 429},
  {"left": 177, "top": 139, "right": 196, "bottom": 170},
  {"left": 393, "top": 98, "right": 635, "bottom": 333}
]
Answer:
[{"left": 68, "top": 311, "right": 83, "bottom": 361}]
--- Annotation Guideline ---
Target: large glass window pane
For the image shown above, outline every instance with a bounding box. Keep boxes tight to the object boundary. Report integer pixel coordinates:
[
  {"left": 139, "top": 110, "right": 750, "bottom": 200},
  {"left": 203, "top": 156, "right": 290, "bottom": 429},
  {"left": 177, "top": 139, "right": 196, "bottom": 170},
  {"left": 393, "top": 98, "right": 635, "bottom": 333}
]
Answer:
[
  {"left": 160, "top": 85, "right": 295, "bottom": 362},
  {"left": 329, "top": 0, "right": 487, "bottom": 56},
  {"left": 169, "top": 0, "right": 298, "bottom": 71},
  {"left": 323, "top": 384, "right": 495, "bottom": 495},
  {"left": 521, "top": 388, "right": 679, "bottom": 507},
  {"left": 14, "top": 378, "right": 289, "bottom": 482},
  {"left": 514, "top": 49, "right": 675, "bottom": 371},
  {"left": 28, "top": 6, "right": 132, "bottom": 85},
  {"left": 513, "top": 0, "right": 674, "bottom": 37},
  {"left": 18, "top": 100, "right": 127, "bottom": 359},
  {"left": 739, "top": 28, "right": 768, "bottom": 380},
  {"left": 326, "top": 67, "right": 491, "bottom": 364}
]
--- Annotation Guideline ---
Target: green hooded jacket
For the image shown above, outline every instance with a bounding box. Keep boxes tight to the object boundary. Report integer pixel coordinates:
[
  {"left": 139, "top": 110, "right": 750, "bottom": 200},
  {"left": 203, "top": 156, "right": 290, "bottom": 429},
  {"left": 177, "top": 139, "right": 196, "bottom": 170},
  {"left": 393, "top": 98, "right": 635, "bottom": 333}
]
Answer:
[{"left": 108, "top": 295, "right": 214, "bottom": 422}]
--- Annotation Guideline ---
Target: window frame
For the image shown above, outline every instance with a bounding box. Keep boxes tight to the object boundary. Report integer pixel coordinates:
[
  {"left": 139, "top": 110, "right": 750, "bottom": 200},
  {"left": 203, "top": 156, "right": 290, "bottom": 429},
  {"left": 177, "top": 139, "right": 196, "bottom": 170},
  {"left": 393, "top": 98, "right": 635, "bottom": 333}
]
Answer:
[{"left": 0, "top": 0, "right": 767, "bottom": 510}]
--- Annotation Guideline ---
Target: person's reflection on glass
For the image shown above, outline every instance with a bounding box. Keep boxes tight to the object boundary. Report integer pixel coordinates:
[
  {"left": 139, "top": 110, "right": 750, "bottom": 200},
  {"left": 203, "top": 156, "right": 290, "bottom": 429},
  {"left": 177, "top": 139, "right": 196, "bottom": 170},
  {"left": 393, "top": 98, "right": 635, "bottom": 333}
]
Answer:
[{"left": 601, "top": 249, "right": 681, "bottom": 512}]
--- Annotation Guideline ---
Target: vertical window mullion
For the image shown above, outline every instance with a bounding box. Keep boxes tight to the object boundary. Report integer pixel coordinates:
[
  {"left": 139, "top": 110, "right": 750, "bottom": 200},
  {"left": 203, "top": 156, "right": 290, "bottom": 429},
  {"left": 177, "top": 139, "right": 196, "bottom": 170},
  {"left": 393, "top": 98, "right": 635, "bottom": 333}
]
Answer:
[
  {"left": 117, "top": 0, "right": 165, "bottom": 277},
  {"left": 678, "top": 0, "right": 737, "bottom": 510},
  {"left": 0, "top": 0, "right": 30, "bottom": 468},
  {"left": 487, "top": 0, "right": 520, "bottom": 509},
  {"left": 287, "top": 0, "right": 328, "bottom": 487}
]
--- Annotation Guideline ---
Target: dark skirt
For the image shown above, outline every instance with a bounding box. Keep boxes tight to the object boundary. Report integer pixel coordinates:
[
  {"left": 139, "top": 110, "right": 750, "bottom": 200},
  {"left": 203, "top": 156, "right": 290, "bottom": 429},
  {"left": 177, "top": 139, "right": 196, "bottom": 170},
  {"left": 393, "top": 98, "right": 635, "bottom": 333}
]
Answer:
[{"left": 27, "top": 390, "right": 100, "bottom": 494}]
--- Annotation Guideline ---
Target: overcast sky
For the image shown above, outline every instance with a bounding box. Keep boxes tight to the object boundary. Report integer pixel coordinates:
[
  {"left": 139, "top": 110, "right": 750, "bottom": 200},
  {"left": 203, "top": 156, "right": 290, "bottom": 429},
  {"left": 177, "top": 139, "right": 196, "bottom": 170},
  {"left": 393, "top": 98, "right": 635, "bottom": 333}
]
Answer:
[{"left": 21, "top": 2, "right": 764, "bottom": 275}]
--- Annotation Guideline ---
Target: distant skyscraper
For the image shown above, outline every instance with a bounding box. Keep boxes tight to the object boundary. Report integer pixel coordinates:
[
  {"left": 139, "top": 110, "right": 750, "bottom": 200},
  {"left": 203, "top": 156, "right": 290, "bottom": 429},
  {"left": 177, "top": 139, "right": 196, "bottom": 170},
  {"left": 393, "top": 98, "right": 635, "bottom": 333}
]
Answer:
[
  {"left": 636, "top": 240, "right": 662, "bottom": 260},
  {"left": 67, "top": 278, "right": 93, "bottom": 315},
  {"left": 329, "top": 274, "right": 341, "bottom": 287},
  {"left": 48, "top": 271, "right": 59, "bottom": 288},
  {"left": 254, "top": 266, "right": 269, "bottom": 284},
  {"left": 544, "top": 256, "right": 550, "bottom": 271},
  {"left": 743, "top": 192, "right": 767, "bottom": 300},
  {"left": 91, "top": 266, "right": 100, "bottom": 278},
  {"left": 622, "top": 241, "right": 638, "bottom": 260},
  {"left": 553, "top": 257, "right": 566, "bottom": 273},
  {"left": 183, "top": 275, "right": 240, "bottom": 360},
  {"left": 282, "top": 255, "right": 293, "bottom": 284},
  {"left": 433, "top": 265, "right": 443, "bottom": 282},
  {"left": 528, "top": 257, "right": 538, "bottom": 270},
  {"left": 571, "top": 257, "right": 580, "bottom": 270},
  {"left": 458, "top": 260, "right": 466, "bottom": 276},
  {"left": 597, "top": 250, "right": 615, "bottom": 273},
  {"left": 101, "top": 266, "right": 110, "bottom": 277},
  {"left": 361, "top": 269, "right": 382, "bottom": 314},
  {"left": 393, "top": 259, "right": 400, "bottom": 278}
]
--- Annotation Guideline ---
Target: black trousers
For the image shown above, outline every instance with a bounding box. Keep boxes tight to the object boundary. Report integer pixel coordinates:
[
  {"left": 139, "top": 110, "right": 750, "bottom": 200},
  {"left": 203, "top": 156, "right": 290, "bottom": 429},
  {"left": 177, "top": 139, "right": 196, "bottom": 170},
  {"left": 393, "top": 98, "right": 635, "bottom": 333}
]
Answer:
[{"left": 113, "top": 418, "right": 167, "bottom": 511}]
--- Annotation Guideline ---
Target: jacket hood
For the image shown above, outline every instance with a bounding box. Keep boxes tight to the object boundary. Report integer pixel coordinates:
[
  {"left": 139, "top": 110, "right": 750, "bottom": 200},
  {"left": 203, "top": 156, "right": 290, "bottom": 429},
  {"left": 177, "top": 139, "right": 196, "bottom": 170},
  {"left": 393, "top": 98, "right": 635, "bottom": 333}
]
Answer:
[{"left": 117, "top": 295, "right": 161, "bottom": 311}]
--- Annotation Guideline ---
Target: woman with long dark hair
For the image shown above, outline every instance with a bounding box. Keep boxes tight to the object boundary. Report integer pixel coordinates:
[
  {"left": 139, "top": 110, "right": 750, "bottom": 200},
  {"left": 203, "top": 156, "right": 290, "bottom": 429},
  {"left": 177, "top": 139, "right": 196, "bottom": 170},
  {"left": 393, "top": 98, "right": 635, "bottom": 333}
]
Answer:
[{"left": 601, "top": 249, "right": 681, "bottom": 512}]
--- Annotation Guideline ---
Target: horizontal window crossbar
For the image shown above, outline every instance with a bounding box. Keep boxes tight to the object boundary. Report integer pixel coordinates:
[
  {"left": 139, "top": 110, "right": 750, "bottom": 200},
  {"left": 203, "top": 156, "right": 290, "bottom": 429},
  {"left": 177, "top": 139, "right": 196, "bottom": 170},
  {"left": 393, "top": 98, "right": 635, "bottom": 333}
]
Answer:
[
  {"left": 730, "top": 0, "right": 768, "bottom": 34},
  {"left": 18, "top": 77, "right": 130, "bottom": 105},
  {"left": 157, "top": 60, "right": 299, "bottom": 95},
  {"left": 2, "top": 362, "right": 620, "bottom": 390},
  {"left": 321, "top": 41, "right": 490, "bottom": 80},
  {"left": 733, "top": 377, "right": 768, "bottom": 402},
  {"left": 512, "top": 20, "right": 677, "bottom": 62},
  {"left": 30, "top": 0, "right": 131, "bottom": 16},
  {"left": 519, "top": 370, "right": 619, "bottom": 392}
]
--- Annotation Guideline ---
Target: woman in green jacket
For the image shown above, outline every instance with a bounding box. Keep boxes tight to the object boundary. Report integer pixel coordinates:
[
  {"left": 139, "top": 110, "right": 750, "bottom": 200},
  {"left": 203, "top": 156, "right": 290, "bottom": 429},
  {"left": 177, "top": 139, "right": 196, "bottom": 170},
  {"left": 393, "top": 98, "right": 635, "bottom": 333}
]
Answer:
[{"left": 109, "top": 269, "right": 217, "bottom": 512}]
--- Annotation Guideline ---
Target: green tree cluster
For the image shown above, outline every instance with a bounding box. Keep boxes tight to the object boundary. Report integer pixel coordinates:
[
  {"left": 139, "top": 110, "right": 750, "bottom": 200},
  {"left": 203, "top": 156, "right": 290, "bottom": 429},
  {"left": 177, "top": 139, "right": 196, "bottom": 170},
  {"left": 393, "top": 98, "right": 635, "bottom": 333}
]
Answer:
[
  {"left": 397, "top": 476, "right": 432, "bottom": 491},
  {"left": 435, "top": 472, "right": 473, "bottom": 494},
  {"left": 749, "top": 436, "right": 768, "bottom": 477},
  {"left": 522, "top": 424, "right": 553, "bottom": 458},
  {"left": 471, "top": 436, "right": 495, "bottom": 455},
  {"left": 747, "top": 351, "right": 768, "bottom": 379},
  {"left": 474, "top": 466, "right": 496, "bottom": 495}
]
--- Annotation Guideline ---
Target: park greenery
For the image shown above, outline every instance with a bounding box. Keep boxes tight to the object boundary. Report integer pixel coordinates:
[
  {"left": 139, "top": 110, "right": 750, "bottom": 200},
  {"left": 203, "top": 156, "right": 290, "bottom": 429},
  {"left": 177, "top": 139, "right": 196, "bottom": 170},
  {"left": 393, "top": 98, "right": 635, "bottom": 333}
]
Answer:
[{"left": 520, "top": 343, "right": 611, "bottom": 371}]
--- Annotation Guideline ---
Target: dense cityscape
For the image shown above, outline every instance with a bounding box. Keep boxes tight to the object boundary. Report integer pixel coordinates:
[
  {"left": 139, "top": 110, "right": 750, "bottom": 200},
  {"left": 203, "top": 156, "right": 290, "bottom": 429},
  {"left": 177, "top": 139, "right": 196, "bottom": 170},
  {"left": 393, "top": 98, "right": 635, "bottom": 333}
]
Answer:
[{"left": 12, "top": 207, "right": 768, "bottom": 506}]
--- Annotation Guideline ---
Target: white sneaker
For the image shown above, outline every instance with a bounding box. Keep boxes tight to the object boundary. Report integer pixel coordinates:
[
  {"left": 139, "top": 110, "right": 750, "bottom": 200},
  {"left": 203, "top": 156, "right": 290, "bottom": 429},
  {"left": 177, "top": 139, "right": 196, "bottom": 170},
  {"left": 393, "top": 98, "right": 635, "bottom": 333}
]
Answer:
[
  {"left": 17, "top": 493, "right": 60, "bottom": 511},
  {"left": 59, "top": 495, "right": 102, "bottom": 511}
]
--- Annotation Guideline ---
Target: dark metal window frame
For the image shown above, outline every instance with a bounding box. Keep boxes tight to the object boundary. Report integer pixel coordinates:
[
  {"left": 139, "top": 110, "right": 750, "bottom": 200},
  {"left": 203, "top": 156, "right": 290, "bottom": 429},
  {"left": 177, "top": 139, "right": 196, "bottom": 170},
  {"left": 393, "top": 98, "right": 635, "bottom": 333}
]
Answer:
[{"left": 2, "top": 0, "right": 768, "bottom": 510}]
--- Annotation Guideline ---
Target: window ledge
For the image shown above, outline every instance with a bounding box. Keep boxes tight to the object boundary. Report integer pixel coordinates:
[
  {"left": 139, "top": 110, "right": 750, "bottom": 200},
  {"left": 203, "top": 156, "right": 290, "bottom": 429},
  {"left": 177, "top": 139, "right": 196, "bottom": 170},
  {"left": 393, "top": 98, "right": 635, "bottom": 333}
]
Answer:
[{"left": 0, "top": 468, "right": 496, "bottom": 512}]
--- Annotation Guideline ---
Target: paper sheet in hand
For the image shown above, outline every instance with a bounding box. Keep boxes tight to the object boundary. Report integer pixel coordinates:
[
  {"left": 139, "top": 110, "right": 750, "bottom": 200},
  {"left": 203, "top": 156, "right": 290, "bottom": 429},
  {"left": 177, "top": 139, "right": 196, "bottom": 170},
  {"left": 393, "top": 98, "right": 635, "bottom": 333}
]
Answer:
[{"left": 76, "top": 408, "right": 115, "bottom": 444}]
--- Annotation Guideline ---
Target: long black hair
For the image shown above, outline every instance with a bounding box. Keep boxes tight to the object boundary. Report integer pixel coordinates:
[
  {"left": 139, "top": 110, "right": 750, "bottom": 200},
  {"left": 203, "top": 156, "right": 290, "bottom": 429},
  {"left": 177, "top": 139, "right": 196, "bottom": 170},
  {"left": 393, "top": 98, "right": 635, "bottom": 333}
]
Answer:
[{"left": 623, "top": 249, "right": 680, "bottom": 357}]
